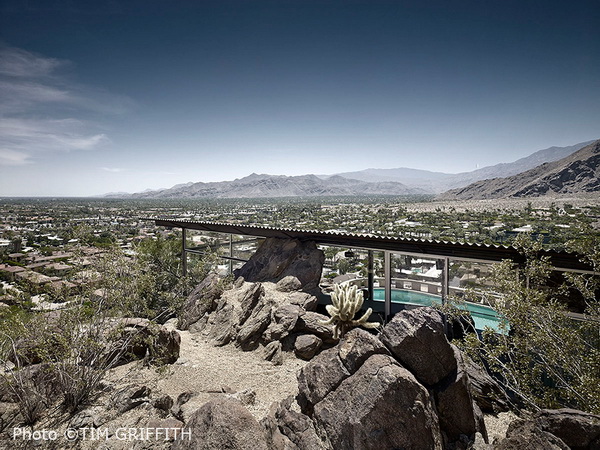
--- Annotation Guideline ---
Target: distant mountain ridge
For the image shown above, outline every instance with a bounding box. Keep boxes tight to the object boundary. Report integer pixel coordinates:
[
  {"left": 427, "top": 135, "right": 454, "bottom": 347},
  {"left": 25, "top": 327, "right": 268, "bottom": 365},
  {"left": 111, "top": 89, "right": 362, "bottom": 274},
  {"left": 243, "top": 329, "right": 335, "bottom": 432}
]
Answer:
[
  {"left": 334, "top": 140, "right": 596, "bottom": 193},
  {"left": 105, "top": 140, "right": 597, "bottom": 199},
  {"left": 116, "top": 173, "right": 424, "bottom": 199},
  {"left": 438, "top": 140, "right": 600, "bottom": 200}
]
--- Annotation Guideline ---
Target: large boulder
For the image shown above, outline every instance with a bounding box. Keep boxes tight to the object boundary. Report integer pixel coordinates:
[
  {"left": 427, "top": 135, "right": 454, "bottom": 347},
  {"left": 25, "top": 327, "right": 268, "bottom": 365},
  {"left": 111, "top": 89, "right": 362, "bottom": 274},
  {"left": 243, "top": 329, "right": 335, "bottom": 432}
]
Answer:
[
  {"left": 380, "top": 307, "right": 457, "bottom": 386},
  {"left": 172, "top": 397, "right": 269, "bottom": 450},
  {"left": 496, "top": 419, "right": 569, "bottom": 450},
  {"left": 178, "top": 272, "right": 223, "bottom": 330},
  {"left": 535, "top": 408, "right": 600, "bottom": 450},
  {"left": 234, "top": 238, "right": 324, "bottom": 291},
  {"left": 433, "top": 345, "right": 480, "bottom": 444},
  {"left": 337, "top": 328, "right": 390, "bottom": 374},
  {"left": 262, "top": 396, "right": 331, "bottom": 450},
  {"left": 313, "top": 354, "right": 443, "bottom": 450},
  {"left": 297, "top": 347, "right": 351, "bottom": 414},
  {"left": 237, "top": 297, "right": 272, "bottom": 350}
]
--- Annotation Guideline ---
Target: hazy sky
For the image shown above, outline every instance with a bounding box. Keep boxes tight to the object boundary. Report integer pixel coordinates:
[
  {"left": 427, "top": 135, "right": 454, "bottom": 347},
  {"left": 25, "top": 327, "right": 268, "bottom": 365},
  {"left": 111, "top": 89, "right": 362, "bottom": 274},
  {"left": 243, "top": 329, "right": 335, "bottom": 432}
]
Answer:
[{"left": 1, "top": 0, "right": 599, "bottom": 196}]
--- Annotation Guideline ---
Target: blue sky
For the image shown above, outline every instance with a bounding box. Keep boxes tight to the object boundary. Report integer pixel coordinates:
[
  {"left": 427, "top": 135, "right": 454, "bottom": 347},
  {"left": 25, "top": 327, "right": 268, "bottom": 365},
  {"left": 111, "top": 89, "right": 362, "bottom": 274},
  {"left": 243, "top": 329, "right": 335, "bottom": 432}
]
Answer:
[{"left": 0, "top": 0, "right": 599, "bottom": 196}]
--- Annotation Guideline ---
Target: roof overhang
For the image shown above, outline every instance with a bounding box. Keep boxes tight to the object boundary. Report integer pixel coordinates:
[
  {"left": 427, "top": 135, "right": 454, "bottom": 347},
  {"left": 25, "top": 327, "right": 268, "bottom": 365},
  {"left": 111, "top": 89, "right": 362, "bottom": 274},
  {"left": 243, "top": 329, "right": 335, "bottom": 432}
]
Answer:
[{"left": 151, "top": 218, "right": 595, "bottom": 273}]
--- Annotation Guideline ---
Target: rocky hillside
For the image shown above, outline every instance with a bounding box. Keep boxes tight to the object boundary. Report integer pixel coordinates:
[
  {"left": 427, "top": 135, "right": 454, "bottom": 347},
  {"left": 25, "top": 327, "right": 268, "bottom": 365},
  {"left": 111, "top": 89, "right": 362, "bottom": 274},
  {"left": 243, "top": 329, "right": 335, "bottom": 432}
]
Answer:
[
  {"left": 439, "top": 140, "right": 600, "bottom": 200},
  {"left": 122, "top": 174, "right": 422, "bottom": 199},
  {"left": 335, "top": 140, "right": 596, "bottom": 193}
]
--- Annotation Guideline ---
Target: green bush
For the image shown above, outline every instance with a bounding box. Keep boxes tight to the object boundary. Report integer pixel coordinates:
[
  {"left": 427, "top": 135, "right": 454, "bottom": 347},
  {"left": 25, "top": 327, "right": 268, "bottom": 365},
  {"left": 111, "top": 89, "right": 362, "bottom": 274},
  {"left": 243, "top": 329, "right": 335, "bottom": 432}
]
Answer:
[{"left": 460, "top": 235, "right": 600, "bottom": 414}]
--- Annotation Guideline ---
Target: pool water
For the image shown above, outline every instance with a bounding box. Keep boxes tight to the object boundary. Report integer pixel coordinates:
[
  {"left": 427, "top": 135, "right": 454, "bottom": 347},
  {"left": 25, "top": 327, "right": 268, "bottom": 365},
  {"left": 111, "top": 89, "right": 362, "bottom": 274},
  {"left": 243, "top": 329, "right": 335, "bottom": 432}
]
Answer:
[{"left": 371, "top": 288, "right": 502, "bottom": 331}]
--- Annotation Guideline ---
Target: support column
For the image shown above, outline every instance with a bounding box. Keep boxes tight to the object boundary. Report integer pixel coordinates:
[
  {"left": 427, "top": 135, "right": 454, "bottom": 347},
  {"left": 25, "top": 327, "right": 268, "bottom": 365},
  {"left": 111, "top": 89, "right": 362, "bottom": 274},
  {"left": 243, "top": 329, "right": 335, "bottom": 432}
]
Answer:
[
  {"left": 182, "top": 228, "right": 187, "bottom": 277},
  {"left": 442, "top": 257, "right": 449, "bottom": 304},
  {"left": 229, "top": 234, "right": 233, "bottom": 275},
  {"left": 384, "top": 251, "right": 392, "bottom": 322},
  {"left": 367, "top": 250, "right": 374, "bottom": 302}
]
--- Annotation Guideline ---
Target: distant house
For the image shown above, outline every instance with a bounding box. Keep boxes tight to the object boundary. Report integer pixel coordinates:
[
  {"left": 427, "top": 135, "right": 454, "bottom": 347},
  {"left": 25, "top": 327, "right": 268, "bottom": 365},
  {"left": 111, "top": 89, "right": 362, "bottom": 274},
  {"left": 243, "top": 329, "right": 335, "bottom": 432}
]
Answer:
[
  {"left": 15, "top": 270, "right": 53, "bottom": 286},
  {"left": 0, "top": 264, "right": 26, "bottom": 281}
]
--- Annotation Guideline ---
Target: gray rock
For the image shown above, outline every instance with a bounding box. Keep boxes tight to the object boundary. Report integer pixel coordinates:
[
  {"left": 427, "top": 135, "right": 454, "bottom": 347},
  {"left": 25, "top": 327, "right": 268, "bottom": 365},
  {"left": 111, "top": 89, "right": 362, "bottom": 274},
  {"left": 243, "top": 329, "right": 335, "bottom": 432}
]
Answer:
[
  {"left": 337, "top": 328, "right": 389, "bottom": 374},
  {"left": 297, "top": 347, "right": 351, "bottom": 415},
  {"left": 171, "top": 397, "right": 269, "bottom": 450},
  {"left": 296, "top": 311, "right": 336, "bottom": 344},
  {"left": 274, "top": 304, "right": 303, "bottom": 330},
  {"left": 465, "top": 356, "right": 510, "bottom": 413},
  {"left": 473, "top": 401, "right": 489, "bottom": 445},
  {"left": 152, "top": 395, "right": 174, "bottom": 413},
  {"left": 178, "top": 272, "right": 222, "bottom": 330},
  {"left": 380, "top": 307, "right": 457, "bottom": 386},
  {"left": 107, "top": 318, "right": 181, "bottom": 366},
  {"left": 264, "top": 341, "right": 283, "bottom": 365},
  {"left": 313, "top": 354, "right": 443, "bottom": 450},
  {"left": 146, "top": 418, "right": 184, "bottom": 441},
  {"left": 0, "top": 402, "right": 21, "bottom": 432},
  {"left": 294, "top": 334, "right": 323, "bottom": 360},
  {"left": 276, "top": 276, "right": 302, "bottom": 292},
  {"left": 237, "top": 282, "right": 264, "bottom": 326},
  {"left": 234, "top": 238, "right": 324, "bottom": 291},
  {"left": 264, "top": 304, "right": 302, "bottom": 342},
  {"left": 207, "top": 303, "right": 235, "bottom": 346},
  {"left": 288, "top": 292, "right": 318, "bottom": 311},
  {"left": 171, "top": 391, "right": 196, "bottom": 421},
  {"left": 151, "top": 327, "right": 181, "bottom": 365},
  {"left": 261, "top": 403, "right": 300, "bottom": 450},
  {"left": 111, "top": 385, "right": 151, "bottom": 413},
  {"left": 535, "top": 408, "right": 600, "bottom": 450},
  {"left": 226, "top": 389, "right": 256, "bottom": 406},
  {"left": 237, "top": 297, "right": 272, "bottom": 350},
  {"left": 269, "top": 396, "right": 332, "bottom": 450},
  {"left": 433, "top": 345, "right": 479, "bottom": 445},
  {"left": 188, "top": 314, "right": 209, "bottom": 333},
  {"left": 496, "top": 419, "right": 569, "bottom": 450},
  {"left": 69, "top": 406, "right": 105, "bottom": 429}
]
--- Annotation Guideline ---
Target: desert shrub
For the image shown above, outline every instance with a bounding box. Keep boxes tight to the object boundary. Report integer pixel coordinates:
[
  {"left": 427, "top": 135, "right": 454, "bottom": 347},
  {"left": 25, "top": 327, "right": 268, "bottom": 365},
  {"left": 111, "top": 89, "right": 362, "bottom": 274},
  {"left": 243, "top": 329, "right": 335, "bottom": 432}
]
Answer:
[
  {"left": 459, "top": 234, "right": 600, "bottom": 414},
  {"left": 0, "top": 305, "right": 137, "bottom": 416},
  {"left": 95, "top": 234, "right": 218, "bottom": 321}
]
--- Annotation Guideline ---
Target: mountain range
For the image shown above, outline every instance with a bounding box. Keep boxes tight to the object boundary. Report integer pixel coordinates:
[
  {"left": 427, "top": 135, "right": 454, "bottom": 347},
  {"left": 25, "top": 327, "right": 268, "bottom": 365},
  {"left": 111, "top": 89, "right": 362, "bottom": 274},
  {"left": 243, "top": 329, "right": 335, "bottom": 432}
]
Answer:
[
  {"left": 107, "top": 140, "right": 598, "bottom": 199},
  {"left": 122, "top": 173, "right": 424, "bottom": 199},
  {"left": 333, "top": 140, "right": 596, "bottom": 193},
  {"left": 438, "top": 139, "right": 600, "bottom": 200}
]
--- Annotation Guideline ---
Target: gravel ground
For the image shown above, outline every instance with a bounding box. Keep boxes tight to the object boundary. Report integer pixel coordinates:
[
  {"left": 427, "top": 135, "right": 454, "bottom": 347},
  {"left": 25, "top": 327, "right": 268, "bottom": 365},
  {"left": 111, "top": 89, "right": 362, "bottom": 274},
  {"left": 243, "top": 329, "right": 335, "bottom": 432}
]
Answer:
[{"left": 106, "top": 320, "right": 307, "bottom": 421}]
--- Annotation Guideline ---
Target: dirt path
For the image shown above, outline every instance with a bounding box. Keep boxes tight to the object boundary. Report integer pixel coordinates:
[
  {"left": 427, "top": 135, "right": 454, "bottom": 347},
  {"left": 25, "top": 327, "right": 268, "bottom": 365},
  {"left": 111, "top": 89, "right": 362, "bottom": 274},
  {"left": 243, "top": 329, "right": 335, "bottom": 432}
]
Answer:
[{"left": 107, "top": 320, "right": 307, "bottom": 421}]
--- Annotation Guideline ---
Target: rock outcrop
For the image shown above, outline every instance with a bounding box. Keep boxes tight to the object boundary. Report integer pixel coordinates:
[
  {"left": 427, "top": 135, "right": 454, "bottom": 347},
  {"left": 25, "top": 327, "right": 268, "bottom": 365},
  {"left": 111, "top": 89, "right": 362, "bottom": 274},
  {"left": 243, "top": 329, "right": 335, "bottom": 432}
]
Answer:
[
  {"left": 180, "top": 239, "right": 331, "bottom": 362},
  {"left": 380, "top": 307, "right": 456, "bottom": 386},
  {"left": 314, "top": 354, "right": 443, "bottom": 449},
  {"left": 494, "top": 409, "right": 600, "bottom": 450},
  {"left": 172, "top": 397, "right": 269, "bottom": 450},
  {"left": 234, "top": 238, "right": 324, "bottom": 292},
  {"left": 178, "top": 272, "right": 223, "bottom": 330},
  {"left": 440, "top": 139, "right": 600, "bottom": 200},
  {"left": 296, "top": 307, "right": 486, "bottom": 449}
]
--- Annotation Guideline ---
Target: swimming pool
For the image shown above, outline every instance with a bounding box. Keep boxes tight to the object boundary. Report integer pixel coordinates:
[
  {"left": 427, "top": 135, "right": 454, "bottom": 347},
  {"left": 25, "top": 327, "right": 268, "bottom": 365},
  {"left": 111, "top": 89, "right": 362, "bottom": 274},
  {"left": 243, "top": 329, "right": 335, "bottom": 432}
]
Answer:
[{"left": 370, "top": 288, "right": 502, "bottom": 331}]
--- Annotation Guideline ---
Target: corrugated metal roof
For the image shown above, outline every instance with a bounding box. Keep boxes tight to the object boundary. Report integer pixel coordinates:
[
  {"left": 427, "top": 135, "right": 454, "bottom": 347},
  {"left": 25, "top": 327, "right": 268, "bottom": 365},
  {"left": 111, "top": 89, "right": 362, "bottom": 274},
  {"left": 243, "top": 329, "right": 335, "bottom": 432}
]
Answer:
[{"left": 151, "top": 218, "right": 595, "bottom": 272}]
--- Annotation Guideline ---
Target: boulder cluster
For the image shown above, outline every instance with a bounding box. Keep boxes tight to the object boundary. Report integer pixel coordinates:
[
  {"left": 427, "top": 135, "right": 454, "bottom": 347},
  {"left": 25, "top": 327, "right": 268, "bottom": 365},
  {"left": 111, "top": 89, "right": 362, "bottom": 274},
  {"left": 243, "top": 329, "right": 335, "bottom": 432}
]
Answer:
[{"left": 178, "top": 238, "right": 337, "bottom": 363}]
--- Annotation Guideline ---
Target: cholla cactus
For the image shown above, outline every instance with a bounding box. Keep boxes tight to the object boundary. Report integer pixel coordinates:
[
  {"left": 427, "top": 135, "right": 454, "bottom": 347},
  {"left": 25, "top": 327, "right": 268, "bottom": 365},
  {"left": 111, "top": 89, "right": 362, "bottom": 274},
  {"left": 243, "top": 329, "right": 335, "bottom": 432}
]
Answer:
[{"left": 321, "top": 283, "right": 380, "bottom": 339}]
